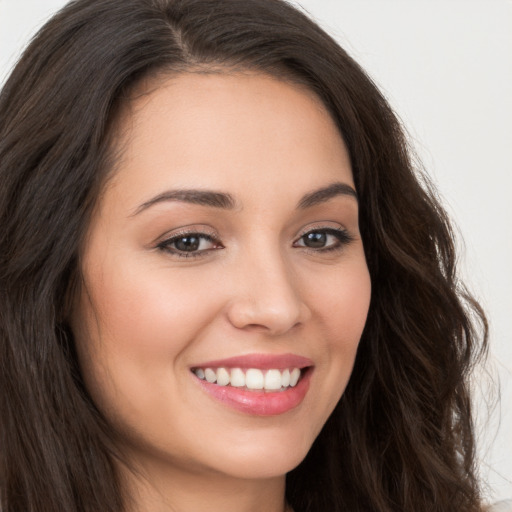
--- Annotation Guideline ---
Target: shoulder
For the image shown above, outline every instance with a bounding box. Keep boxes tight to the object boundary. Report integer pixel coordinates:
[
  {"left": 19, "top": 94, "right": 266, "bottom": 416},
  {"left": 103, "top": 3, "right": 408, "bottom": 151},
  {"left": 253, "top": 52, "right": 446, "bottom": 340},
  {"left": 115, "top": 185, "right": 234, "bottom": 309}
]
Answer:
[{"left": 486, "top": 501, "right": 512, "bottom": 512}]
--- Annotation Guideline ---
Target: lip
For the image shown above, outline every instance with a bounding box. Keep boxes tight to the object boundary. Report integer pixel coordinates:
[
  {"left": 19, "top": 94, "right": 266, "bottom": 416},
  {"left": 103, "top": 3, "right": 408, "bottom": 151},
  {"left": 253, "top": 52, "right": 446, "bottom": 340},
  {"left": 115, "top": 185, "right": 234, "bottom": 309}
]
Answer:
[
  {"left": 190, "top": 353, "right": 314, "bottom": 416},
  {"left": 191, "top": 352, "right": 313, "bottom": 370}
]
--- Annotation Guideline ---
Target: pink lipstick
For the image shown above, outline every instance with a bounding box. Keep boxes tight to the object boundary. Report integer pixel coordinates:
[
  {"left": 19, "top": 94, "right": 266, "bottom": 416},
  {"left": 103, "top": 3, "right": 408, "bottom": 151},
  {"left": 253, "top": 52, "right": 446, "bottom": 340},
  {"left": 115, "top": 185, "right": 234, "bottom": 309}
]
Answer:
[{"left": 190, "top": 353, "right": 313, "bottom": 416}]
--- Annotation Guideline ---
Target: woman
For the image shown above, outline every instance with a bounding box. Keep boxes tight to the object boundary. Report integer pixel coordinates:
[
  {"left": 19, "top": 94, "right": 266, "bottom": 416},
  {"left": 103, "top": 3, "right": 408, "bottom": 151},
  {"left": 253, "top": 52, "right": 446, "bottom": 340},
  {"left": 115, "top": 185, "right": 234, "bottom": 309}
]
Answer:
[{"left": 0, "top": 0, "right": 491, "bottom": 511}]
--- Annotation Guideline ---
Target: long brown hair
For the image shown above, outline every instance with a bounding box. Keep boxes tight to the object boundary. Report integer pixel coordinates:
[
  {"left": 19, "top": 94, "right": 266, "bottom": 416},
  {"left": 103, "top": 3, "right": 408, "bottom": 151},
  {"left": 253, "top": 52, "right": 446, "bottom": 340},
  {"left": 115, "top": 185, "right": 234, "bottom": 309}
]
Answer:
[{"left": 0, "top": 0, "right": 488, "bottom": 510}]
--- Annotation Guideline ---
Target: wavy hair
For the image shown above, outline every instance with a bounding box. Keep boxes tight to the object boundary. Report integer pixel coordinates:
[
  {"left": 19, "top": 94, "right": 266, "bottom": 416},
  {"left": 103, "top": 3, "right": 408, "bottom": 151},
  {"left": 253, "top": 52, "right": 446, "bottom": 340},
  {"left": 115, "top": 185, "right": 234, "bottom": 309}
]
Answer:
[{"left": 0, "top": 0, "right": 488, "bottom": 510}]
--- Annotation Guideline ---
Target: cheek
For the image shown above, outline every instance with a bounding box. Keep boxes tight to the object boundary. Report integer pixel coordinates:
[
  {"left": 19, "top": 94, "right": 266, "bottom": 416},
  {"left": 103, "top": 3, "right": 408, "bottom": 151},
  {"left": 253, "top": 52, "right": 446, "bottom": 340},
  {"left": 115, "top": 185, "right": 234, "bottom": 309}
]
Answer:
[
  {"left": 306, "top": 255, "right": 371, "bottom": 399},
  {"left": 81, "top": 259, "right": 217, "bottom": 360},
  {"left": 309, "top": 254, "right": 371, "bottom": 342},
  {"left": 333, "top": 262, "right": 371, "bottom": 364},
  {"left": 72, "top": 254, "right": 221, "bottom": 416},
  {"left": 331, "top": 270, "right": 371, "bottom": 343}
]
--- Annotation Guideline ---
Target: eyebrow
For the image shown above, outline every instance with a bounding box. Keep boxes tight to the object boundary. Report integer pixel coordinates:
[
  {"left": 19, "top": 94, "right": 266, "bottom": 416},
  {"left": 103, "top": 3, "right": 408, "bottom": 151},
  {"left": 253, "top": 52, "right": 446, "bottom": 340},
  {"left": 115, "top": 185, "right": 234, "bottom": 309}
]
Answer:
[
  {"left": 132, "top": 181, "right": 357, "bottom": 216},
  {"left": 132, "top": 189, "right": 238, "bottom": 215},
  {"left": 297, "top": 182, "right": 358, "bottom": 209}
]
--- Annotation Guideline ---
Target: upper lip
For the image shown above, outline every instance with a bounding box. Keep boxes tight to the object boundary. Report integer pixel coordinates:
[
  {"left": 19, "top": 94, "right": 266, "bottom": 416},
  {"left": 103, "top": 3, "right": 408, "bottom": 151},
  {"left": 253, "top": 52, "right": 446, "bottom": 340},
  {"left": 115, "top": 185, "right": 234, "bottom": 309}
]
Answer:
[{"left": 191, "top": 353, "right": 313, "bottom": 370}]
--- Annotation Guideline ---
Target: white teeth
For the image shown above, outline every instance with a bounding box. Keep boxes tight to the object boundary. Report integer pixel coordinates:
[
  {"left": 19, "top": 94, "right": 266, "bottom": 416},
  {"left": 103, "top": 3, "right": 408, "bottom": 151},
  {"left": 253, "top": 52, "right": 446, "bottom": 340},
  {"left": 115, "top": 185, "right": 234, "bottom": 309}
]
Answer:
[
  {"left": 264, "top": 369, "right": 283, "bottom": 390},
  {"left": 281, "top": 369, "right": 290, "bottom": 387},
  {"left": 216, "top": 367, "right": 230, "bottom": 386},
  {"left": 245, "top": 369, "right": 264, "bottom": 390},
  {"left": 204, "top": 368, "right": 217, "bottom": 383},
  {"left": 289, "top": 368, "right": 301, "bottom": 387},
  {"left": 193, "top": 366, "right": 305, "bottom": 390},
  {"left": 230, "top": 368, "right": 245, "bottom": 387}
]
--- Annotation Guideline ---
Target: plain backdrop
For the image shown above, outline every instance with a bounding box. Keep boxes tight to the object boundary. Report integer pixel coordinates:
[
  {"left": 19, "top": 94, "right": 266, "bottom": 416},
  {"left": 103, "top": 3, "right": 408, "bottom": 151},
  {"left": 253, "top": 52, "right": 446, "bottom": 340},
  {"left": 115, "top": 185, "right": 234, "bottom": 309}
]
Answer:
[{"left": 1, "top": 0, "right": 511, "bottom": 503}]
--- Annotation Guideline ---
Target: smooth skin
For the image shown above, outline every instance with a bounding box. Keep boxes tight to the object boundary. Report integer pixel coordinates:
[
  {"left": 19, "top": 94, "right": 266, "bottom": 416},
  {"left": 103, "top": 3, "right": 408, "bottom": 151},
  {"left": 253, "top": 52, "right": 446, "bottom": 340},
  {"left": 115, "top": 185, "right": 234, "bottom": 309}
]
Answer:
[{"left": 72, "top": 71, "right": 372, "bottom": 512}]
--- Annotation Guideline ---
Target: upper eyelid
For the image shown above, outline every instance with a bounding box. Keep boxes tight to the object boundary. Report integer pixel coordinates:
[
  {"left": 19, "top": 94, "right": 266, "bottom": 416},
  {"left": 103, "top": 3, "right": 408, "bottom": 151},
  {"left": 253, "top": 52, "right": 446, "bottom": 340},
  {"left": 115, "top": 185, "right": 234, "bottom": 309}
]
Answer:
[
  {"left": 295, "top": 223, "right": 347, "bottom": 239},
  {"left": 156, "top": 226, "right": 219, "bottom": 244},
  {"left": 157, "top": 224, "right": 349, "bottom": 242},
  {"left": 298, "top": 227, "right": 347, "bottom": 237},
  {"left": 166, "top": 231, "right": 216, "bottom": 241},
  {"left": 157, "top": 232, "right": 218, "bottom": 248},
  {"left": 294, "top": 227, "right": 352, "bottom": 244},
  {"left": 159, "top": 224, "right": 345, "bottom": 238}
]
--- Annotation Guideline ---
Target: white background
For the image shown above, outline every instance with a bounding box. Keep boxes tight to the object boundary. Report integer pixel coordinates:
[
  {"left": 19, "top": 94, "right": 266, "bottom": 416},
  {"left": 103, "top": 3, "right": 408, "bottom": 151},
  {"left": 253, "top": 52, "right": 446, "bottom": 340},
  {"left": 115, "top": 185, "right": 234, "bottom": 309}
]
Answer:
[{"left": 1, "top": 0, "right": 510, "bottom": 503}]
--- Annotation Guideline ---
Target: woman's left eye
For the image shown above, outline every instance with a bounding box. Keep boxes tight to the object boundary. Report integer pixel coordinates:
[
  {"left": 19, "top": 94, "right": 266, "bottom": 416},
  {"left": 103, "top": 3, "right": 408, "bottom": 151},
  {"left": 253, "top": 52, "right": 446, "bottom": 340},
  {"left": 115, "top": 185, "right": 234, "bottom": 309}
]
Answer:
[
  {"left": 294, "top": 228, "right": 353, "bottom": 251},
  {"left": 157, "top": 233, "right": 220, "bottom": 257}
]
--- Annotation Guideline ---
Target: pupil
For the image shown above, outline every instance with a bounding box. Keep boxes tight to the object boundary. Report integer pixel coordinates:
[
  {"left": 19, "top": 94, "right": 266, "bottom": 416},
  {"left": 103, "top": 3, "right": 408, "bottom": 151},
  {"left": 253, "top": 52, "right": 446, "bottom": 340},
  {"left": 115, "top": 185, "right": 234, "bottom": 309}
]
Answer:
[
  {"left": 175, "top": 236, "right": 200, "bottom": 252},
  {"left": 304, "top": 232, "right": 327, "bottom": 248}
]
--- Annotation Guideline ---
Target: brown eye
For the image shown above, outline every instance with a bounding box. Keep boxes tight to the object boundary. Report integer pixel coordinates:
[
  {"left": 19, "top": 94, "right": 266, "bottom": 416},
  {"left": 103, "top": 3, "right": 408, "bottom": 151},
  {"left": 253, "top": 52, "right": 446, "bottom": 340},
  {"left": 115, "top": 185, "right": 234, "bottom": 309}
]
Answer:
[
  {"left": 157, "top": 232, "right": 220, "bottom": 257},
  {"left": 302, "top": 232, "right": 328, "bottom": 248},
  {"left": 294, "top": 228, "right": 353, "bottom": 252},
  {"left": 174, "top": 235, "right": 201, "bottom": 252}
]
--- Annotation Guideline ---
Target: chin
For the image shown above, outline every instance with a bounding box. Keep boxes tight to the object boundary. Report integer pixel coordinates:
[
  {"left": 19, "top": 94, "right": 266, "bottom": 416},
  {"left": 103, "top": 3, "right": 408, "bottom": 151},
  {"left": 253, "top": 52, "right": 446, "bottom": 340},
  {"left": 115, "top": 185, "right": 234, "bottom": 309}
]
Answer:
[
  {"left": 201, "top": 426, "right": 316, "bottom": 480},
  {"left": 215, "top": 448, "right": 309, "bottom": 481}
]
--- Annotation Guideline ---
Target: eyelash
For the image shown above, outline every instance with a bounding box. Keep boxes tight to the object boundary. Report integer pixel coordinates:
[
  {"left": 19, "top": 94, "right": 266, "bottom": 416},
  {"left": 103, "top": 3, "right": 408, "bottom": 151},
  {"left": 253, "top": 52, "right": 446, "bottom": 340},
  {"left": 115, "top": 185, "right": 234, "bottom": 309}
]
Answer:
[
  {"left": 156, "top": 230, "right": 220, "bottom": 258},
  {"left": 294, "top": 227, "right": 354, "bottom": 254},
  {"left": 157, "top": 227, "right": 354, "bottom": 259}
]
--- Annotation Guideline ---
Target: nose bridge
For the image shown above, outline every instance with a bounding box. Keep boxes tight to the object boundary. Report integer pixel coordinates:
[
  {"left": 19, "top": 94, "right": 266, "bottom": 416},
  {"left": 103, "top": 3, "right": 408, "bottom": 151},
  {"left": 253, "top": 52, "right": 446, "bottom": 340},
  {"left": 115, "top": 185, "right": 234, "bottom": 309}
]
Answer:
[{"left": 226, "top": 241, "right": 308, "bottom": 334}]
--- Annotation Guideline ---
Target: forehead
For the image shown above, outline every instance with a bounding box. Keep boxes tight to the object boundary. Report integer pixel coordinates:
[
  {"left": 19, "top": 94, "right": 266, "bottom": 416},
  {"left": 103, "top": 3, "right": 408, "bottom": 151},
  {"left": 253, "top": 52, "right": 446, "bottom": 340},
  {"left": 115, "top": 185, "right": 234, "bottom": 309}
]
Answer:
[{"left": 105, "top": 71, "right": 353, "bottom": 210}]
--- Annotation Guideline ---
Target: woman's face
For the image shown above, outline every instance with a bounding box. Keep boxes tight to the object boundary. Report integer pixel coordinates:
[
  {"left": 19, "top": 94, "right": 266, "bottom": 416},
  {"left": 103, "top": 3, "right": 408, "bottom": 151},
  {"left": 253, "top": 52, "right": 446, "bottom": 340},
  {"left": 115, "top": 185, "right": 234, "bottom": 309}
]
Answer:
[{"left": 72, "top": 72, "right": 371, "bottom": 481}]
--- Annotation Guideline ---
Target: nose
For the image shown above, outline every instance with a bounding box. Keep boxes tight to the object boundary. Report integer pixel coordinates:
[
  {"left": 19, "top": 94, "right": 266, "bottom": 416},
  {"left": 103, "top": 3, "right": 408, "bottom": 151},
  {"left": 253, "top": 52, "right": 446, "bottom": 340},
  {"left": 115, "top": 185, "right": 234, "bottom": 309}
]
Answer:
[{"left": 225, "top": 248, "right": 311, "bottom": 336}]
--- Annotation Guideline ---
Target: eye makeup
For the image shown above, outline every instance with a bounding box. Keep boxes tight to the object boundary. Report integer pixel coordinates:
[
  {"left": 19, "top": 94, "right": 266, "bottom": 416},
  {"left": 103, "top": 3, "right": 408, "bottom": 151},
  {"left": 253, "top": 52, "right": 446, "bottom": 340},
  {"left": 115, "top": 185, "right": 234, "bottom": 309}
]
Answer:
[
  {"left": 155, "top": 224, "right": 354, "bottom": 259},
  {"left": 293, "top": 227, "right": 354, "bottom": 253}
]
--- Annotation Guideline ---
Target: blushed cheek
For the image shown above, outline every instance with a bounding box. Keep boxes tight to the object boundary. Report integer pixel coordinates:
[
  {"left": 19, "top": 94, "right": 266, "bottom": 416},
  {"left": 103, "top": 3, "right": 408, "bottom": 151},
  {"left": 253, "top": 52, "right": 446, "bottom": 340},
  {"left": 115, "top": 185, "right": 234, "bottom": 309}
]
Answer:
[
  {"left": 308, "top": 263, "right": 370, "bottom": 436},
  {"left": 341, "top": 272, "right": 371, "bottom": 338},
  {"left": 79, "top": 262, "right": 220, "bottom": 364},
  {"left": 320, "top": 260, "right": 371, "bottom": 340}
]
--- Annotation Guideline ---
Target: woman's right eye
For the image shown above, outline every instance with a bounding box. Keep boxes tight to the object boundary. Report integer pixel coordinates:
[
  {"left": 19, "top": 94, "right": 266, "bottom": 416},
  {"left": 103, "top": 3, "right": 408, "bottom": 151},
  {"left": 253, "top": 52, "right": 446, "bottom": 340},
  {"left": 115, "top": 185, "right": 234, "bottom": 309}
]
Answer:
[{"left": 157, "top": 233, "right": 221, "bottom": 258}]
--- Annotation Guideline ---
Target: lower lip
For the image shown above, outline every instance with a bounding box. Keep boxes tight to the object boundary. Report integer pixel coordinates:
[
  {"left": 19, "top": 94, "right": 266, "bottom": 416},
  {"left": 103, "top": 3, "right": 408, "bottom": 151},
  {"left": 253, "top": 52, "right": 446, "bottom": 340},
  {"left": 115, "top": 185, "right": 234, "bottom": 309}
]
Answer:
[{"left": 194, "top": 369, "right": 312, "bottom": 416}]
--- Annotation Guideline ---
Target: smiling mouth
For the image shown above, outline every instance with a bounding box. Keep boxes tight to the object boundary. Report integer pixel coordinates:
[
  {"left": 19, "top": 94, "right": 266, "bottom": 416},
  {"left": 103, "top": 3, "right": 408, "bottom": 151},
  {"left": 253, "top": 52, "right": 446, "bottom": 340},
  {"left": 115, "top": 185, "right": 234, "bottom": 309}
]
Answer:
[
  {"left": 190, "top": 353, "right": 313, "bottom": 415},
  {"left": 192, "top": 366, "right": 307, "bottom": 392}
]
